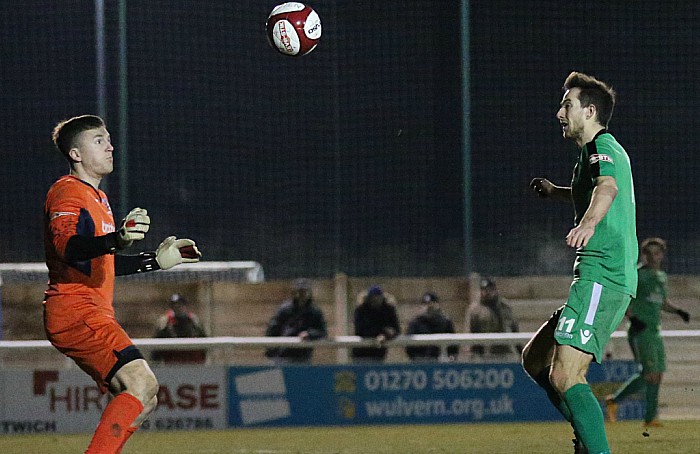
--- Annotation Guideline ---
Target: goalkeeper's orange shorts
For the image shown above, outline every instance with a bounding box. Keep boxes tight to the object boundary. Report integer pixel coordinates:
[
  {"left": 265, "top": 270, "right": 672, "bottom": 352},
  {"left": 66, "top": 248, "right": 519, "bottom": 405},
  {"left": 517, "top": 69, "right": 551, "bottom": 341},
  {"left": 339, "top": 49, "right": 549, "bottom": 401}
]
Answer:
[{"left": 44, "top": 309, "right": 143, "bottom": 393}]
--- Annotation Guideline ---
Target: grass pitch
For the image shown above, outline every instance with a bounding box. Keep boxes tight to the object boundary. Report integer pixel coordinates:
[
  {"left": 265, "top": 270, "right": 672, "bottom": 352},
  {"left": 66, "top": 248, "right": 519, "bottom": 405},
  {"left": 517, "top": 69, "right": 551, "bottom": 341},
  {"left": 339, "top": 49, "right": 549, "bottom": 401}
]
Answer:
[{"left": 1, "top": 420, "right": 698, "bottom": 453}]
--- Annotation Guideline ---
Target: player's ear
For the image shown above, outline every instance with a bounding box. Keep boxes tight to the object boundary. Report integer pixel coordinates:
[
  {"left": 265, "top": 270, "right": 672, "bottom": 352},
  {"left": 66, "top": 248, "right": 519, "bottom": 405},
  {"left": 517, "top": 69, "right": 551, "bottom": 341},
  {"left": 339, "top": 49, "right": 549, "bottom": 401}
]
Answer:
[
  {"left": 68, "top": 147, "right": 81, "bottom": 163},
  {"left": 586, "top": 104, "right": 596, "bottom": 121}
]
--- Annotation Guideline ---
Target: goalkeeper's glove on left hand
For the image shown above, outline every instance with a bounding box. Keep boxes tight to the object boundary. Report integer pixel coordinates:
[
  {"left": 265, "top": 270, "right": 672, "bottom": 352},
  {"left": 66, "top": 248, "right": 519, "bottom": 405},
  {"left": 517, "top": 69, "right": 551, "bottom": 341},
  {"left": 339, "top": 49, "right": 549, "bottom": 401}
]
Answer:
[
  {"left": 117, "top": 207, "right": 150, "bottom": 249},
  {"left": 155, "top": 236, "right": 202, "bottom": 270},
  {"left": 677, "top": 309, "right": 690, "bottom": 323}
]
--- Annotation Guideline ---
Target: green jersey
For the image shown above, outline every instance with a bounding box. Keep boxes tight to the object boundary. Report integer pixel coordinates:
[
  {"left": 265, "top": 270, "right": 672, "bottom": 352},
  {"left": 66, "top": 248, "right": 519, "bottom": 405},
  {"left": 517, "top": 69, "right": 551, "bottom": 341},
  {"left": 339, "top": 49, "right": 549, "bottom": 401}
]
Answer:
[
  {"left": 571, "top": 130, "right": 638, "bottom": 296},
  {"left": 628, "top": 266, "right": 667, "bottom": 331}
]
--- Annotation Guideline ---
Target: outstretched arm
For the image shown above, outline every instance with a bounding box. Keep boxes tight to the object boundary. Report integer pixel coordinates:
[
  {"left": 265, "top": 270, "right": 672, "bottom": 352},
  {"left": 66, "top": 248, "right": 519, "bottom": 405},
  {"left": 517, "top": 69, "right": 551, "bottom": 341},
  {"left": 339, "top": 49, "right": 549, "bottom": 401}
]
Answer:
[
  {"left": 662, "top": 298, "right": 690, "bottom": 323},
  {"left": 530, "top": 178, "right": 572, "bottom": 202},
  {"left": 115, "top": 236, "right": 201, "bottom": 276}
]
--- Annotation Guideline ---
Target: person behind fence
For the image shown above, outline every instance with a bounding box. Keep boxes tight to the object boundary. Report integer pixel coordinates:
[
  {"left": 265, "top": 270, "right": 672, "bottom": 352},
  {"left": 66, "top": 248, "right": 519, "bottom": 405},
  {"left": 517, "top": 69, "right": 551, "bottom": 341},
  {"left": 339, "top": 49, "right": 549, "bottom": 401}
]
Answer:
[
  {"left": 43, "top": 115, "right": 201, "bottom": 453},
  {"left": 605, "top": 237, "right": 691, "bottom": 428},
  {"left": 152, "top": 293, "right": 207, "bottom": 364},
  {"left": 264, "top": 279, "right": 328, "bottom": 364},
  {"left": 352, "top": 286, "right": 401, "bottom": 362},
  {"left": 466, "top": 277, "right": 521, "bottom": 357},
  {"left": 405, "top": 292, "right": 459, "bottom": 361}
]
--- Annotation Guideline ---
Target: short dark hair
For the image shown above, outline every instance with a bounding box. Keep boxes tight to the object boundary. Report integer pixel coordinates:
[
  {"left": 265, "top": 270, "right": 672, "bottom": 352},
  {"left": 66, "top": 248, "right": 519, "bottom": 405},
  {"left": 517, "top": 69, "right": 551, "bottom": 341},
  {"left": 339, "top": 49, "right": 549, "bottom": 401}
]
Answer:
[
  {"left": 641, "top": 237, "right": 667, "bottom": 254},
  {"left": 563, "top": 72, "right": 616, "bottom": 128},
  {"left": 52, "top": 115, "right": 105, "bottom": 163}
]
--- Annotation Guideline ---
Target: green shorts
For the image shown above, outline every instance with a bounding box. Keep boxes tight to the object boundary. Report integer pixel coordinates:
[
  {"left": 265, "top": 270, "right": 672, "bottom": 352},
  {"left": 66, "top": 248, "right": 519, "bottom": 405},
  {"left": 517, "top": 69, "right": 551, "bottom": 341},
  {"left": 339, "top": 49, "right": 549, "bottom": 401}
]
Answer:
[
  {"left": 629, "top": 330, "right": 666, "bottom": 373},
  {"left": 553, "top": 280, "right": 631, "bottom": 363}
]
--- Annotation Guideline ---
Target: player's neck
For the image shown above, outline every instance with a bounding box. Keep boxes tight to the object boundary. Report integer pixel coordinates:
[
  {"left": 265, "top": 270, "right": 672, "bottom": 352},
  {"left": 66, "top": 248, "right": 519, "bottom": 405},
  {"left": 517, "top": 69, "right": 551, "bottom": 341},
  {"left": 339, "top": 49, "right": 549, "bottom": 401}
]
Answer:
[
  {"left": 70, "top": 168, "right": 102, "bottom": 190},
  {"left": 578, "top": 126, "right": 606, "bottom": 148}
]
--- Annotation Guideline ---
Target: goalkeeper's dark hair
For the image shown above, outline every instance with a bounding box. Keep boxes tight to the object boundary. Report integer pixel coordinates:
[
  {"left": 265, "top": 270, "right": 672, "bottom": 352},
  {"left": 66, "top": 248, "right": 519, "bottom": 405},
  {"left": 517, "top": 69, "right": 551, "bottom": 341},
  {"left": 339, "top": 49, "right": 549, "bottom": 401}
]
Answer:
[
  {"left": 52, "top": 115, "right": 105, "bottom": 163},
  {"left": 641, "top": 237, "right": 667, "bottom": 254},
  {"left": 563, "top": 71, "right": 616, "bottom": 128}
]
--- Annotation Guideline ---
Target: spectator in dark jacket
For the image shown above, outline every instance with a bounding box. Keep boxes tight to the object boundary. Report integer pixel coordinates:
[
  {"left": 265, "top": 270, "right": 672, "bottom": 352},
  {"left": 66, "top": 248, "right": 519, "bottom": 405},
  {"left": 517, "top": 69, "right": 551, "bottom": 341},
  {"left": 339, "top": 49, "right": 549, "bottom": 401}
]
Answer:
[
  {"left": 466, "top": 276, "right": 522, "bottom": 357},
  {"left": 406, "top": 292, "right": 459, "bottom": 361},
  {"left": 352, "top": 286, "right": 400, "bottom": 362},
  {"left": 265, "top": 279, "right": 328, "bottom": 364},
  {"left": 152, "top": 293, "right": 207, "bottom": 364}
]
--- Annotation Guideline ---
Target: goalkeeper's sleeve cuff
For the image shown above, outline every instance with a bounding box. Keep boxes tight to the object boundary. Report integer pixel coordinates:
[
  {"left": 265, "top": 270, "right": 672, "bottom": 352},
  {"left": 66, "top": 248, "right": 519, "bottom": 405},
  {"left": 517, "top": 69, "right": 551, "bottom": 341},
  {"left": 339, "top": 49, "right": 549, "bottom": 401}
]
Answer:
[
  {"left": 115, "top": 251, "right": 162, "bottom": 276},
  {"left": 137, "top": 251, "right": 161, "bottom": 273},
  {"left": 105, "top": 231, "right": 132, "bottom": 251}
]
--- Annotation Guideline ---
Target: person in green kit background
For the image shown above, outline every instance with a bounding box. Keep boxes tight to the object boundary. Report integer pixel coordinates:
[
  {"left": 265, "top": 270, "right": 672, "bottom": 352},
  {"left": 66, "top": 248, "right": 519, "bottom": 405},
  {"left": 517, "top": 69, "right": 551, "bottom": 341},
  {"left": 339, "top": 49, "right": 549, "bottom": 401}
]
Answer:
[
  {"left": 523, "top": 71, "right": 638, "bottom": 454},
  {"left": 605, "top": 237, "right": 690, "bottom": 428}
]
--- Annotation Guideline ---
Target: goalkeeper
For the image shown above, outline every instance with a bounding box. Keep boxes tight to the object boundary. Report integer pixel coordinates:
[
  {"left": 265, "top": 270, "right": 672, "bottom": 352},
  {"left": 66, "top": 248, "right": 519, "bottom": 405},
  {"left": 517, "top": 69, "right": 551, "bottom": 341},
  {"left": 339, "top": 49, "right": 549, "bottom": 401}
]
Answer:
[
  {"left": 43, "top": 115, "right": 201, "bottom": 454},
  {"left": 605, "top": 237, "right": 690, "bottom": 427}
]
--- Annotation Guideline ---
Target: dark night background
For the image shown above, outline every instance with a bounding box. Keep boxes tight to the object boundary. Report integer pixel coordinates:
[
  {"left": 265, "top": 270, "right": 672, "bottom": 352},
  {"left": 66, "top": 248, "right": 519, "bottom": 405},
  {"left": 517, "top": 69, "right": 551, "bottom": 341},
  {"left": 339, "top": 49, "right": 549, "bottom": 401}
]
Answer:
[{"left": 1, "top": 1, "right": 698, "bottom": 278}]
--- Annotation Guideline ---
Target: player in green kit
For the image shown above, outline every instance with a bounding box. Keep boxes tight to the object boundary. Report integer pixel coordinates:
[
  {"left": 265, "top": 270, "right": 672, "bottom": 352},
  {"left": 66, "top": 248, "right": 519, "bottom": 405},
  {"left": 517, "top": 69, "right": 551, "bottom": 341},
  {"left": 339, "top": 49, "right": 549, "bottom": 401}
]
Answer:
[
  {"left": 522, "top": 72, "right": 638, "bottom": 454},
  {"left": 605, "top": 237, "right": 690, "bottom": 427}
]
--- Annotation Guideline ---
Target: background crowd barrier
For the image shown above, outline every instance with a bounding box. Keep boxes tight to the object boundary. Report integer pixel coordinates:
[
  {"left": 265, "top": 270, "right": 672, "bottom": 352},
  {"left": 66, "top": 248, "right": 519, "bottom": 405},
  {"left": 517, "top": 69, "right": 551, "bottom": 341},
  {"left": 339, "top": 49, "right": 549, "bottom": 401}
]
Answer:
[
  {"left": 1, "top": 331, "right": 698, "bottom": 434},
  {"left": 3, "top": 331, "right": 699, "bottom": 359}
]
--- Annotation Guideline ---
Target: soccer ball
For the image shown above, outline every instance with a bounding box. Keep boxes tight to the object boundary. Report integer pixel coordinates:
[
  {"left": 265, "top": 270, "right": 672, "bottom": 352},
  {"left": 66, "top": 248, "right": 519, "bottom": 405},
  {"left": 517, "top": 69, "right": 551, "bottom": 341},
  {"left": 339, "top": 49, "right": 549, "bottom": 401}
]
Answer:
[{"left": 266, "top": 2, "right": 322, "bottom": 57}]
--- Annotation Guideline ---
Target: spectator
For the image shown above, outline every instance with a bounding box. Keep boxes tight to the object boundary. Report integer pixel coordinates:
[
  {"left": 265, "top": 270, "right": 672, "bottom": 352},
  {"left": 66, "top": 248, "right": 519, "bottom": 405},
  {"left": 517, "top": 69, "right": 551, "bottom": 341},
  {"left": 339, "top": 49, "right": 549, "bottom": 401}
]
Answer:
[
  {"left": 155, "top": 293, "right": 207, "bottom": 338},
  {"left": 466, "top": 277, "right": 521, "bottom": 357},
  {"left": 352, "top": 286, "right": 400, "bottom": 362},
  {"left": 405, "top": 292, "right": 459, "bottom": 362},
  {"left": 265, "top": 278, "right": 328, "bottom": 364},
  {"left": 152, "top": 293, "right": 207, "bottom": 364}
]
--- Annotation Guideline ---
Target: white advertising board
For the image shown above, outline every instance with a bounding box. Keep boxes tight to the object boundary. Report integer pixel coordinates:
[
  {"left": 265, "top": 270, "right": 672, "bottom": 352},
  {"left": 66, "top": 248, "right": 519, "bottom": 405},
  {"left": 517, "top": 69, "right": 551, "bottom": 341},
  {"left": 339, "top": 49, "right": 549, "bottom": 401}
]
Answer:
[{"left": 0, "top": 365, "right": 227, "bottom": 434}]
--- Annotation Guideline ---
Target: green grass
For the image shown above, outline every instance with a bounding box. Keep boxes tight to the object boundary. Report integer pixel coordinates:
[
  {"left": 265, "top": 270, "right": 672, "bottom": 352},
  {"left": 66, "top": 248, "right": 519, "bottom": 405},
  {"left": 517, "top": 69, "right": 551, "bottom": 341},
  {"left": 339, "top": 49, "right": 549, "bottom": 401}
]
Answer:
[{"left": 1, "top": 420, "right": 698, "bottom": 453}]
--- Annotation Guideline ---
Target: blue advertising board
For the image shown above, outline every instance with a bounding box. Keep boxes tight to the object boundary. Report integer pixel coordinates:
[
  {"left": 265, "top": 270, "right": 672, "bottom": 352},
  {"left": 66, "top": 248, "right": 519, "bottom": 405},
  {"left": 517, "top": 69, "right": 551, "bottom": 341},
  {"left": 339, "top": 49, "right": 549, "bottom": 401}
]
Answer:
[{"left": 227, "top": 360, "right": 641, "bottom": 427}]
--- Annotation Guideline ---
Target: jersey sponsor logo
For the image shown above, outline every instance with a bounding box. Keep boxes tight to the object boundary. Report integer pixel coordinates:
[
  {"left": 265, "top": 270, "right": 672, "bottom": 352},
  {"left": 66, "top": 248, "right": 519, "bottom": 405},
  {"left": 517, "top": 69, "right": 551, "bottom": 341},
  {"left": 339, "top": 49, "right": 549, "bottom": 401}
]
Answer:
[
  {"left": 101, "top": 197, "right": 113, "bottom": 216},
  {"left": 102, "top": 221, "right": 115, "bottom": 234},
  {"left": 50, "top": 211, "right": 76, "bottom": 220},
  {"left": 580, "top": 329, "right": 593, "bottom": 345},
  {"left": 589, "top": 154, "right": 613, "bottom": 165}
]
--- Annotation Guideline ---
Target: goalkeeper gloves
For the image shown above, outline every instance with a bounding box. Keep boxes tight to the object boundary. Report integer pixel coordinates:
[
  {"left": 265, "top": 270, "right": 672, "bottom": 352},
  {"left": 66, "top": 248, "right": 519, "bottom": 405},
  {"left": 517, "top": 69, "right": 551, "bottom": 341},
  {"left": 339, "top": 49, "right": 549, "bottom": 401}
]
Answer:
[
  {"left": 676, "top": 309, "right": 690, "bottom": 323},
  {"left": 117, "top": 208, "right": 150, "bottom": 249},
  {"left": 155, "top": 236, "right": 202, "bottom": 270}
]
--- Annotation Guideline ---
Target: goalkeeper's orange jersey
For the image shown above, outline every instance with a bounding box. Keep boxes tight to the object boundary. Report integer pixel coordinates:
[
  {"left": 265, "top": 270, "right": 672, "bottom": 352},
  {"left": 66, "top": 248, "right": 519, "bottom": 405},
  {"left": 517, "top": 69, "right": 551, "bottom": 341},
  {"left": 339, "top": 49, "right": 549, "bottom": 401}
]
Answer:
[{"left": 43, "top": 175, "right": 117, "bottom": 319}]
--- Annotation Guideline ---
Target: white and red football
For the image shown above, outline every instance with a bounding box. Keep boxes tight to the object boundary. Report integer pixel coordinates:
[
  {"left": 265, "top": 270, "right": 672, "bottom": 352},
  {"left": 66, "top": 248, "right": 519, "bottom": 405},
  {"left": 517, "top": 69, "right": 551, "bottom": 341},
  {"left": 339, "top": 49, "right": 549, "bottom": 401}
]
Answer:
[{"left": 266, "top": 2, "right": 322, "bottom": 57}]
